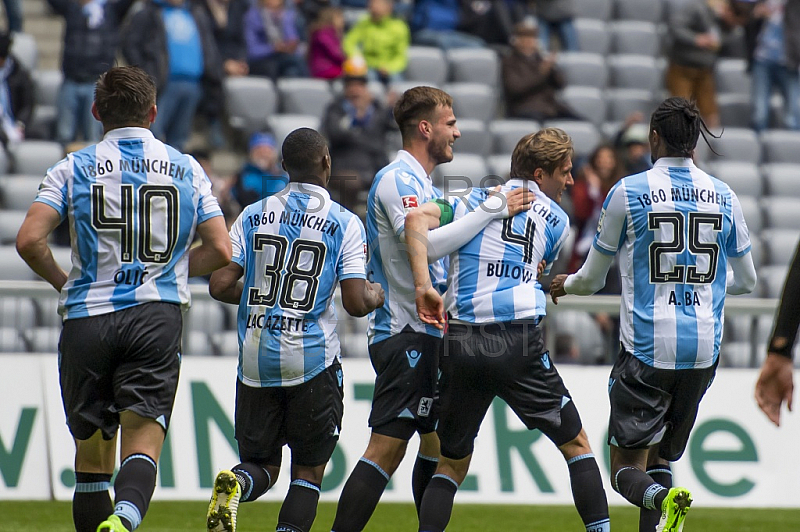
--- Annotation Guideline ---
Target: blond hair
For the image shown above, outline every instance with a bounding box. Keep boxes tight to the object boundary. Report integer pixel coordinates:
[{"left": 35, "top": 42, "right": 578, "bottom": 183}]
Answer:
[
  {"left": 393, "top": 86, "right": 454, "bottom": 142},
  {"left": 510, "top": 127, "right": 574, "bottom": 179}
]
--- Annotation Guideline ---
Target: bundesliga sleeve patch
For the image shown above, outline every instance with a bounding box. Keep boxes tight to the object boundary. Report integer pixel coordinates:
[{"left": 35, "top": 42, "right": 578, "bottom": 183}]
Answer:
[{"left": 401, "top": 195, "right": 419, "bottom": 212}]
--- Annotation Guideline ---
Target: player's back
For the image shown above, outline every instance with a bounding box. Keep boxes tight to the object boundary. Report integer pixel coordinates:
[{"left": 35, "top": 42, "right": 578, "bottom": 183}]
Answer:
[
  {"left": 233, "top": 182, "right": 365, "bottom": 387},
  {"left": 601, "top": 158, "right": 751, "bottom": 369},
  {"left": 447, "top": 179, "right": 569, "bottom": 323},
  {"left": 35, "top": 128, "right": 221, "bottom": 319}
]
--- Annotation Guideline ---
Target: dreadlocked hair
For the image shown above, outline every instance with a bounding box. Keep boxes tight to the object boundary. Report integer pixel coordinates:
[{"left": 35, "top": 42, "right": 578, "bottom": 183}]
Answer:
[{"left": 650, "top": 97, "right": 720, "bottom": 157}]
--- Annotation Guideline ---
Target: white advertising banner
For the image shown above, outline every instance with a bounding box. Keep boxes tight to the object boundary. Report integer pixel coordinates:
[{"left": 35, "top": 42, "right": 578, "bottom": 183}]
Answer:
[{"left": 3, "top": 355, "right": 800, "bottom": 507}]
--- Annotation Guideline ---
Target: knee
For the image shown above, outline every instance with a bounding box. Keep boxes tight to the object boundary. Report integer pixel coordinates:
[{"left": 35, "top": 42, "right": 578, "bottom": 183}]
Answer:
[
  {"left": 363, "top": 439, "right": 408, "bottom": 476},
  {"left": 436, "top": 456, "right": 470, "bottom": 486},
  {"left": 559, "top": 429, "right": 593, "bottom": 461}
]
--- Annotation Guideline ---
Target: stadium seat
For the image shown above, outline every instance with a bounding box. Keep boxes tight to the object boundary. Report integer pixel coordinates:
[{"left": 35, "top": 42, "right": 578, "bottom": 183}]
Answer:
[
  {"left": 405, "top": 46, "right": 447, "bottom": 86},
  {"left": 703, "top": 161, "right": 762, "bottom": 197},
  {"left": 486, "top": 154, "right": 511, "bottom": 179},
  {"left": 762, "top": 163, "right": 800, "bottom": 197},
  {"left": 574, "top": 0, "right": 613, "bottom": 21},
  {"left": 761, "top": 197, "right": 800, "bottom": 230},
  {"left": 10, "top": 141, "right": 64, "bottom": 175},
  {"left": 489, "top": 119, "right": 540, "bottom": 154},
  {"left": 574, "top": 18, "right": 610, "bottom": 55},
  {"left": 759, "top": 264, "right": 790, "bottom": 298},
  {"left": 542, "top": 120, "right": 601, "bottom": 158},
  {"left": 705, "top": 128, "right": 761, "bottom": 164},
  {"left": 0, "top": 297, "right": 37, "bottom": 331},
  {"left": 0, "top": 147, "right": 8, "bottom": 175},
  {"left": 212, "top": 330, "right": 239, "bottom": 357},
  {"left": 455, "top": 119, "right": 492, "bottom": 156},
  {"left": 607, "top": 55, "right": 662, "bottom": 92},
  {"left": 550, "top": 310, "right": 606, "bottom": 364},
  {"left": 760, "top": 130, "right": 800, "bottom": 163},
  {"left": 748, "top": 232, "right": 763, "bottom": 268},
  {"left": 390, "top": 80, "right": 440, "bottom": 95},
  {"left": 720, "top": 341, "right": 754, "bottom": 368},
  {"left": 0, "top": 210, "right": 26, "bottom": 245},
  {"left": 10, "top": 32, "right": 37, "bottom": 72},
  {"left": 186, "top": 300, "right": 227, "bottom": 333},
  {"left": 609, "top": 21, "right": 660, "bottom": 56},
  {"left": 0, "top": 328, "right": 28, "bottom": 352},
  {"left": 24, "top": 326, "right": 60, "bottom": 354},
  {"left": 761, "top": 228, "right": 800, "bottom": 266},
  {"left": 443, "top": 83, "right": 496, "bottom": 122},
  {"left": 277, "top": 78, "right": 333, "bottom": 118},
  {"left": 605, "top": 88, "right": 656, "bottom": 122},
  {"left": 224, "top": 76, "right": 278, "bottom": 136},
  {"left": 718, "top": 93, "right": 751, "bottom": 128},
  {"left": 0, "top": 174, "right": 42, "bottom": 210},
  {"left": 560, "top": 86, "right": 606, "bottom": 126},
  {"left": 447, "top": 48, "right": 500, "bottom": 86},
  {"left": 432, "top": 154, "right": 488, "bottom": 190},
  {"left": 556, "top": 52, "right": 608, "bottom": 88},
  {"left": 738, "top": 196, "right": 762, "bottom": 235},
  {"left": 50, "top": 246, "right": 73, "bottom": 275},
  {"left": 267, "top": 114, "right": 321, "bottom": 147},
  {"left": 614, "top": 0, "right": 663, "bottom": 22},
  {"left": 30, "top": 69, "right": 62, "bottom": 140},
  {"left": 715, "top": 58, "right": 750, "bottom": 97},
  {"left": 185, "top": 331, "right": 217, "bottom": 356}
]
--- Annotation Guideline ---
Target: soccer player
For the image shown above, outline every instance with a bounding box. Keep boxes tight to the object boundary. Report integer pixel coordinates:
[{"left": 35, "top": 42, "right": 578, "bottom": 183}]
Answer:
[
  {"left": 15, "top": 65, "right": 232, "bottom": 532},
  {"left": 405, "top": 128, "right": 611, "bottom": 532},
  {"left": 205, "top": 127, "right": 385, "bottom": 532},
  {"left": 330, "top": 86, "right": 533, "bottom": 532},
  {"left": 550, "top": 97, "right": 758, "bottom": 532}
]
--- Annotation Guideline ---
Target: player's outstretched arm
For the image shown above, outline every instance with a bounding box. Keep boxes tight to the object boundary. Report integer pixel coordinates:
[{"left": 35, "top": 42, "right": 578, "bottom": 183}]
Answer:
[
  {"left": 189, "top": 216, "right": 232, "bottom": 277},
  {"left": 755, "top": 353, "right": 794, "bottom": 426},
  {"left": 550, "top": 248, "right": 614, "bottom": 304},
  {"left": 16, "top": 202, "right": 68, "bottom": 291},
  {"left": 405, "top": 206, "right": 445, "bottom": 328},
  {"left": 340, "top": 279, "right": 385, "bottom": 317},
  {"left": 209, "top": 262, "right": 245, "bottom": 304}
]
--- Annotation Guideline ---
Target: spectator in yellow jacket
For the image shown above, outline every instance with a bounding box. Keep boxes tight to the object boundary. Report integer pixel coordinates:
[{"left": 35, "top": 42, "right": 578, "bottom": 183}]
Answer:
[{"left": 343, "top": 0, "right": 409, "bottom": 84}]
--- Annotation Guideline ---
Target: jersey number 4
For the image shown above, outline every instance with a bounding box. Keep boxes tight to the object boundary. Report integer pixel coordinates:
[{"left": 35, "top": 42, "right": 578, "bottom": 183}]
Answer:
[
  {"left": 501, "top": 218, "right": 536, "bottom": 263},
  {"left": 248, "top": 234, "right": 327, "bottom": 312},
  {"left": 648, "top": 211, "right": 722, "bottom": 284}
]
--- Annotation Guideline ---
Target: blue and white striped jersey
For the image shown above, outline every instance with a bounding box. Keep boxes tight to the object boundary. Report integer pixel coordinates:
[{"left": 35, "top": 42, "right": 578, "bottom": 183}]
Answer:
[
  {"left": 34, "top": 127, "right": 222, "bottom": 320},
  {"left": 366, "top": 150, "right": 447, "bottom": 344},
  {"left": 447, "top": 179, "right": 570, "bottom": 323},
  {"left": 231, "top": 182, "right": 367, "bottom": 387},
  {"left": 593, "top": 158, "right": 751, "bottom": 370}
]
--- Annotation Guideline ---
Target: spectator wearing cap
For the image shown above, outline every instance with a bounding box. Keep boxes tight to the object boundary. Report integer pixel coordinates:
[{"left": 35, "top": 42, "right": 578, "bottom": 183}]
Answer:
[
  {"left": 230, "top": 131, "right": 289, "bottom": 211},
  {"left": 343, "top": 0, "right": 410, "bottom": 85},
  {"left": 0, "top": 32, "right": 33, "bottom": 148},
  {"left": 501, "top": 22, "right": 581, "bottom": 120},
  {"left": 322, "top": 70, "right": 397, "bottom": 214},
  {"left": 614, "top": 121, "right": 652, "bottom": 175},
  {"left": 244, "top": 0, "right": 308, "bottom": 80}
]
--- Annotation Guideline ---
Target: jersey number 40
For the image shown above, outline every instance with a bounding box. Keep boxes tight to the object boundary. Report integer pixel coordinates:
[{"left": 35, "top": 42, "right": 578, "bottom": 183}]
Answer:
[{"left": 648, "top": 211, "right": 722, "bottom": 284}]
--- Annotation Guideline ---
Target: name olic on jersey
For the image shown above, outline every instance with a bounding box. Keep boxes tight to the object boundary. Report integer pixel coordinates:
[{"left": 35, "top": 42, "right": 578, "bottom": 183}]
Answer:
[
  {"left": 80, "top": 159, "right": 189, "bottom": 180},
  {"left": 247, "top": 209, "right": 340, "bottom": 236},
  {"left": 634, "top": 185, "right": 729, "bottom": 210},
  {"left": 245, "top": 312, "right": 310, "bottom": 332},
  {"left": 487, "top": 261, "right": 535, "bottom": 283}
]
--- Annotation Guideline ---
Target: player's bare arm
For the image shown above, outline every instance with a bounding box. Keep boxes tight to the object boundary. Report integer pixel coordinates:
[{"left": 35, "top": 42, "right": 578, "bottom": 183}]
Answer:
[
  {"left": 549, "top": 274, "right": 568, "bottom": 305},
  {"left": 755, "top": 352, "right": 794, "bottom": 427},
  {"left": 16, "top": 202, "right": 69, "bottom": 292},
  {"left": 405, "top": 206, "right": 445, "bottom": 328},
  {"left": 341, "top": 278, "right": 385, "bottom": 317},
  {"left": 188, "top": 215, "right": 232, "bottom": 277},
  {"left": 209, "top": 262, "right": 245, "bottom": 305}
]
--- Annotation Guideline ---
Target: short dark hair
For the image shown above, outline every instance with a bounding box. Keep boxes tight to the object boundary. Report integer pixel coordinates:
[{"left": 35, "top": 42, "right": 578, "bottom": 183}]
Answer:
[
  {"left": 393, "top": 86, "right": 453, "bottom": 141},
  {"left": 650, "top": 97, "right": 717, "bottom": 158},
  {"left": 510, "top": 128, "right": 573, "bottom": 179},
  {"left": 94, "top": 66, "right": 156, "bottom": 128},
  {"left": 281, "top": 127, "right": 328, "bottom": 181}
]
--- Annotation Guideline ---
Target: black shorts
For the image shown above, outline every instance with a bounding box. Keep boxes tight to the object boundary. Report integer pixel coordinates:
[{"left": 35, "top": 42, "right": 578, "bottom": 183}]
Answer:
[
  {"left": 608, "top": 349, "right": 717, "bottom": 462},
  {"left": 438, "top": 320, "right": 582, "bottom": 460},
  {"left": 59, "top": 302, "right": 182, "bottom": 441},
  {"left": 367, "top": 328, "right": 441, "bottom": 439},
  {"left": 235, "top": 362, "right": 344, "bottom": 468}
]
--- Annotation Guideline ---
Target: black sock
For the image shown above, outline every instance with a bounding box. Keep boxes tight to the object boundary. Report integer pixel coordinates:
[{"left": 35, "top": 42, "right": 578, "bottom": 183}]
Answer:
[
  {"left": 73, "top": 472, "right": 113, "bottom": 532},
  {"left": 614, "top": 466, "right": 668, "bottom": 512},
  {"left": 233, "top": 463, "right": 273, "bottom": 502},
  {"left": 275, "top": 479, "right": 321, "bottom": 532},
  {"left": 412, "top": 453, "right": 439, "bottom": 516},
  {"left": 640, "top": 466, "right": 673, "bottom": 532},
  {"left": 567, "top": 454, "right": 610, "bottom": 532},
  {"left": 331, "top": 458, "right": 391, "bottom": 532},
  {"left": 418, "top": 474, "right": 459, "bottom": 532},
  {"left": 112, "top": 454, "right": 157, "bottom": 531}
]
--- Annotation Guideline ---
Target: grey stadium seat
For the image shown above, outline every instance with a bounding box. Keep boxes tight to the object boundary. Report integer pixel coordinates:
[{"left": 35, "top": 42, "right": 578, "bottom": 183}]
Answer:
[
  {"left": 447, "top": 48, "right": 499, "bottom": 86},
  {"left": 759, "top": 265, "right": 790, "bottom": 298},
  {"left": 267, "top": 114, "right": 321, "bottom": 147},
  {"left": 390, "top": 80, "right": 440, "bottom": 95},
  {"left": 187, "top": 300, "right": 228, "bottom": 333},
  {"left": 738, "top": 196, "right": 762, "bottom": 235},
  {"left": 705, "top": 128, "right": 761, "bottom": 164},
  {"left": 762, "top": 163, "right": 800, "bottom": 197},
  {"left": 607, "top": 55, "right": 662, "bottom": 91},
  {"left": 609, "top": 21, "right": 660, "bottom": 56},
  {"left": 574, "top": 18, "right": 610, "bottom": 55},
  {"left": 277, "top": 78, "right": 333, "bottom": 117},
  {"left": 50, "top": 246, "right": 73, "bottom": 275},
  {"left": 454, "top": 119, "right": 492, "bottom": 156},
  {"left": 10, "top": 33, "right": 37, "bottom": 72},
  {"left": 703, "top": 161, "right": 762, "bottom": 197},
  {"left": 405, "top": 46, "right": 447, "bottom": 86},
  {"left": 556, "top": 53, "right": 608, "bottom": 88},
  {"left": 761, "top": 197, "right": 800, "bottom": 230},
  {"left": 486, "top": 154, "right": 511, "bottom": 179},
  {"left": 489, "top": 119, "right": 540, "bottom": 154},
  {"left": 574, "top": 0, "right": 613, "bottom": 21},
  {"left": 443, "top": 83, "right": 496, "bottom": 122},
  {"left": 30, "top": 69, "right": 62, "bottom": 139},
  {"left": 761, "top": 229, "right": 800, "bottom": 267},
  {"left": 0, "top": 175, "right": 42, "bottom": 210},
  {"left": 715, "top": 58, "right": 750, "bottom": 97},
  {"left": 11, "top": 141, "right": 64, "bottom": 175},
  {"left": 543, "top": 120, "right": 601, "bottom": 158},
  {"left": 747, "top": 231, "right": 763, "bottom": 268},
  {"left": 0, "top": 297, "right": 37, "bottom": 331},
  {"left": 0, "top": 246, "right": 35, "bottom": 280},
  {"left": 185, "top": 331, "right": 218, "bottom": 356},
  {"left": 0, "top": 210, "right": 26, "bottom": 245},
  {"left": 212, "top": 331, "right": 240, "bottom": 357},
  {"left": 432, "top": 154, "right": 488, "bottom": 190},
  {"left": 224, "top": 76, "right": 278, "bottom": 136},
  {"left": 718, "top": 94, "right": 751, "bottom": 129},
  {"left": 720, "top": 341, "right": 753, "bottom": 368},
  {"left": 614, "top": 0, "right": 664, "bottom": 22},
  {"left": 760, "top": 130, "right": 800, "bottom": 164},
  {"left": 560, "top": 86, "right": 605, "bottom": 126},
  {"left": 24, "top": 326, "right": 60, "bottom": 353},
  {"left": 550, "top": 311, "right": 606, "bottom": 364},
  {"left": 0, "top": 328, "right": 29, "bottom": 352},
  {"left": 605, "top": 88, "right": 655, "bottom": 122}
]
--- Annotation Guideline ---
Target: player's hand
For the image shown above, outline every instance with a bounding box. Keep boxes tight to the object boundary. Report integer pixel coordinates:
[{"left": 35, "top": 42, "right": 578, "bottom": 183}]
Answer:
[
  {"left": 415, "top": 286, "right": 445, "bottom": 329},
  {"left": 366, "top": 281, "right": 385, "bottom": 309},
  {"left": 537, "top": 259, "right": 546, "bottom": 277},
  {"left": 755, "top": 353, "right": 794, "bottom": 426},
  {"left": 484, "top": 186, "right": 533, "bottom": 218},
  {"left": 549, "top": 274, "right": 568, "bottom": 304}
]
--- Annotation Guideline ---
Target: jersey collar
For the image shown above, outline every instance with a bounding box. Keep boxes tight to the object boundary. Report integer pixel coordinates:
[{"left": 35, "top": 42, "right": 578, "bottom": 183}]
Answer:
[
  {"left": 653, "top": 157, "right": 695, "bottom": 168},
  {"left": 103, "top": 127, "right": 155, "bottom": 140},
  {"left": 287, "top": 181, "right": 330, "bottom": 199},
  {"left": 396, "top": 150, "right": 429, "bottom": 181},
  {"left": 506, "top": 177, "right": 541, "bottom": 194}
]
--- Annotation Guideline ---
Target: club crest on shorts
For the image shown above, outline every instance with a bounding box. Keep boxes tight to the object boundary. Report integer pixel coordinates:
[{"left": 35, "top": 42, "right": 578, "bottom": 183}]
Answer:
[
  {"left": 406, "top": 349, "right": 422, "bottom": 368},
  {"left": 418, "top": 397, "right": 433, "bottom": 417}
]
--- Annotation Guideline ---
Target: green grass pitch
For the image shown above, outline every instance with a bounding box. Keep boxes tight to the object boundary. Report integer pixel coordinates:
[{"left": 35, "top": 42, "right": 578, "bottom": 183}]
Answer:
[{"left": 3, "top": 501, "right": 800, "bottom": 531}]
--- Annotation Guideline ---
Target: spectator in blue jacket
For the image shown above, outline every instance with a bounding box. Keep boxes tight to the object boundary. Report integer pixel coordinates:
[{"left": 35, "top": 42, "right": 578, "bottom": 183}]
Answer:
[
  {"left": 410, "top": 0, "right": 485, "bottom": 49},
  {"left": 230, "top": 131, "right": 289, "bottom": 211}
]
